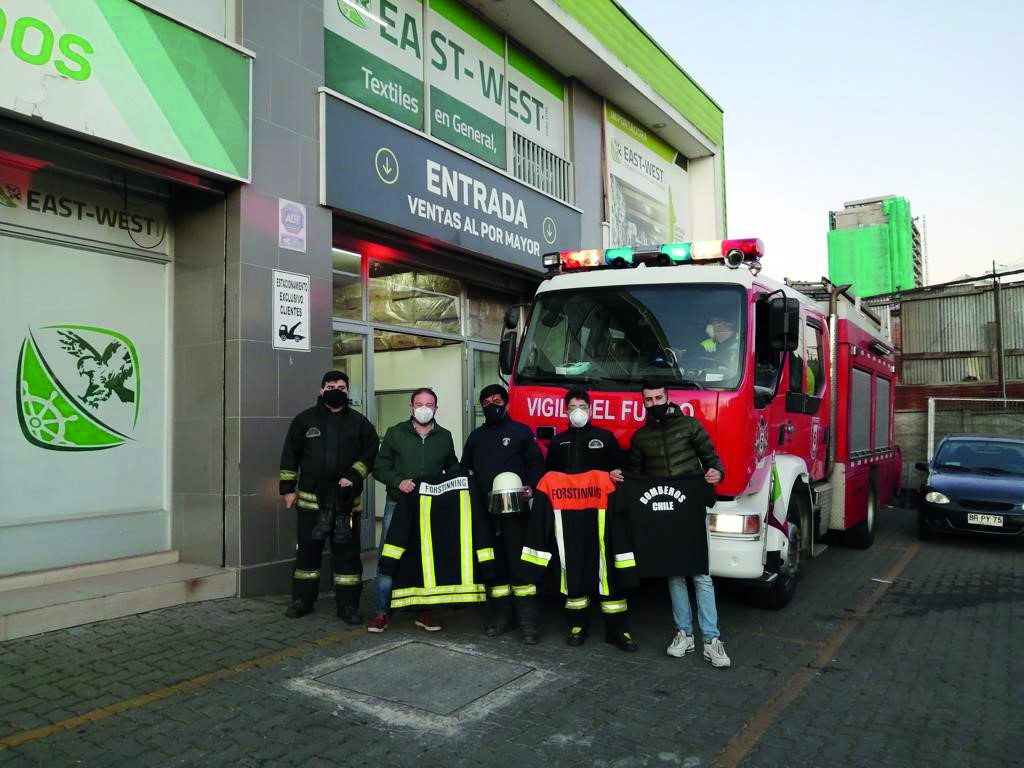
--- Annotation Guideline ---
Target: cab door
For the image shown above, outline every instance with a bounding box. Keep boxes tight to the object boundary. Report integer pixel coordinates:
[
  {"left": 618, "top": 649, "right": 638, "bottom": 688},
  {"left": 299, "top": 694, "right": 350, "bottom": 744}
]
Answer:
[{"left": 781, "top": 312, "right": 827, "bottom": 478}]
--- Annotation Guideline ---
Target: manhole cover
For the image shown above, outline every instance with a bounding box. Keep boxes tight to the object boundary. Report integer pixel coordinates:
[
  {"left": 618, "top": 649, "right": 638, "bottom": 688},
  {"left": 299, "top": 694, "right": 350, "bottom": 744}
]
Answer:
[{"left": 316, "top": 641, "right": 532, "bottom": 715}]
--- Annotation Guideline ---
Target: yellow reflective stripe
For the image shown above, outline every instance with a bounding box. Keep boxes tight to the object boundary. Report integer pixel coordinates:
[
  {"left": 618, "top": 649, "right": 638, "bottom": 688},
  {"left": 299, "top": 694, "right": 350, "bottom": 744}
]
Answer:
[
  {"left": 420, "top": 496, "right": 435, "bottom": 589},
  {"left": 554, "top": 509, "right": 568, "bottom": 596},
  {"left": 565, "top": 596, "right": 589, "bottom": 609},
  {"left": 391, "top": 593, "right": 486, "bottom": 608},
  {"left": 351, "top": 461, "right": 368, "bottom": 478},
  {"left": 601, "top": 599, "right": 628, "bottom": 614},
  {"left": 476, "top": 548, "right": 495, "bottom": 562},
  {"left": 392, "top": 584, "right": 485, "bottom": 598},
  {"left": 522, "top": 552, "right": 549, "bottom": 567},
  {"left": 293, "top": 569, "right": 320, "bottom": 580},
  {"left": 381, "top": 543, "right": 405, "bottom": 560},
  {"left": 490, "top": 584, "right": 511, "bottom": 598},
  {"left": 296, "top": 499, "right": 319, "bottom": 510},
  {"left": 459, "top": 490, "right": 474, "bottom": 586},
  {"left": 614, "top": 558, "right": 636, "bottom": 569},
  {"left": 280, "top": 470, "right": 297, "bottom": 480},
  {"left": 522, "top": 547, "right": 551, "bottom": 563},
  {"left": 701, "top": 338, "right": 717, "bottom": 352},
  {"left": 512, "top": 584, "right": 536, "bottom": 597},
  {"left": 597, "top": 508, "right": 609, "bottom": 596},
  {"left": 334, "top": 574, "right": 361, "bottom": 585},
  {"left": 297, "top": 491, "right": 317, "bottom": 500}
]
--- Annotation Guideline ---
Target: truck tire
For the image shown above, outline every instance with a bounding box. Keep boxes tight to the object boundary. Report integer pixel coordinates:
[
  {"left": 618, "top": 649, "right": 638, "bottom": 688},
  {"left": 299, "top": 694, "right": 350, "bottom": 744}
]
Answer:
[
  {"left": 845, "top": 478, "right": 877, "bottom": 549},
  {"left": 755, "top": 496, "right": 801, "bottom": 610}
]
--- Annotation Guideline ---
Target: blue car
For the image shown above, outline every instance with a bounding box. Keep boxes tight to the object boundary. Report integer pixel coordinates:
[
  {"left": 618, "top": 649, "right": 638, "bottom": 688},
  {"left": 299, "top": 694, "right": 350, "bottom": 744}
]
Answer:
[{"left": 917, "top": 435, "right": 1024, "bottom": 540}]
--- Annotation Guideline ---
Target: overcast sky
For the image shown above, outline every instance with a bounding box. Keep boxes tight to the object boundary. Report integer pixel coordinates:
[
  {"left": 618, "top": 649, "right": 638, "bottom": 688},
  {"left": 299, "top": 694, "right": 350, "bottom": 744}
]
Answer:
[{"left": 620, "top": 0, "right": 1024, "bottom": 285}]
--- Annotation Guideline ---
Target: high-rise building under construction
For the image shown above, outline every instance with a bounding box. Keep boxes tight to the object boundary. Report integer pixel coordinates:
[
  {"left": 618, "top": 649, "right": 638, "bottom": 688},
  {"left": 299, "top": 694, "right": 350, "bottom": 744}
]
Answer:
[{"left": 827, "top": 196, "right": 924, "bottom": 296}]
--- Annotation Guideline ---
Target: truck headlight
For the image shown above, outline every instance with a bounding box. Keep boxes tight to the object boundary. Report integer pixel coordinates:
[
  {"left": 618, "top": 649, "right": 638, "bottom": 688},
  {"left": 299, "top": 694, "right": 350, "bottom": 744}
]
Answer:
[
  {"left": 924, "top": 491, "right": 950, "bottom": 504},
  {"left": 709, "top": 513, "right": 760, "bottom": 534}
]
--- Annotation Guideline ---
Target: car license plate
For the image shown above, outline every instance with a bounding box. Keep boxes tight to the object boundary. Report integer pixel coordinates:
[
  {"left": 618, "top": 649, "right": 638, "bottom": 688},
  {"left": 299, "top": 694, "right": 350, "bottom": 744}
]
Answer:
[{"left": 967, "top": 513, "right": 1004, "bottom": 527}]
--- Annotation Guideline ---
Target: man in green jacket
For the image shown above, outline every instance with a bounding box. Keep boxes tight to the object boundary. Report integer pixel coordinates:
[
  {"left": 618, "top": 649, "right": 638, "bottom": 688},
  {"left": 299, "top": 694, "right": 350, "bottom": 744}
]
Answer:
[
  {"left": 369, "top": 387, "right": 459, "bottom": 633},
  {"left": 627, "top": 382, "right": 731, "bottom": 668}
]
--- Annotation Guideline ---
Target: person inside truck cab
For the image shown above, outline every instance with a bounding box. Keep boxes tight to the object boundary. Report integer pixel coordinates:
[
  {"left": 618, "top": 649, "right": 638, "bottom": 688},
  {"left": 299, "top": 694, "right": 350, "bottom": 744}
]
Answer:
[{"left": 692, "top": 317, "right": 739, "bottom": 376}]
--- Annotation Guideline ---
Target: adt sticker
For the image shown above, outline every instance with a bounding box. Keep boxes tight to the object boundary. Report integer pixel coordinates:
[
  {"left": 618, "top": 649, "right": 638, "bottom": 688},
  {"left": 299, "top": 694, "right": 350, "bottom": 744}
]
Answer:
[{"left": 279, "top": 199, "right": 307, "bottom": 252}]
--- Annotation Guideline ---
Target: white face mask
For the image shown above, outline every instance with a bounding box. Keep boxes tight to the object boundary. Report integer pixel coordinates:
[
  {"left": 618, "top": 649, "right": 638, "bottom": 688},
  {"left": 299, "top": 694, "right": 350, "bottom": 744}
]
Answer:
[
  {"left": 706, "top": 324, "right": 716, "bottom": 338},
  {"left": 413, "top": 406, "right": 435, "bottom": 425},
  {"left": 569, "top": 408, "right": 589, "bottom": 428}
]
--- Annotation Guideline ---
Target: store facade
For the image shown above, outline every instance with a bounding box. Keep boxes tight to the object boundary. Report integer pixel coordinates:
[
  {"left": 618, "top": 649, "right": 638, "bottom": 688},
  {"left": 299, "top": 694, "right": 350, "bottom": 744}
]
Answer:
[
  {"left": 3, "top": 0, "right": 725, "bottom": 619},
  {"left": 1, "top": 0, "right": 250, "bottom": 594}
]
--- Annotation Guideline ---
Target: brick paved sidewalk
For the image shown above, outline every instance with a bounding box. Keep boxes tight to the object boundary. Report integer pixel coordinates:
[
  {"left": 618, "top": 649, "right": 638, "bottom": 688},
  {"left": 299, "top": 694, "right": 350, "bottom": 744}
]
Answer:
[{"left": 1, "top": 507, "right": 1020, "bottom": 767}]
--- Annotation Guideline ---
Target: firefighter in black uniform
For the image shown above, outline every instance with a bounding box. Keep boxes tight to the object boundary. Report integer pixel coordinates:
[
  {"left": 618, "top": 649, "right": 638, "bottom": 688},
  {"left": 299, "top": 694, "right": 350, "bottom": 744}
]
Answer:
[
  {"left": 544, "top": 389, "right": 636, "bottom": 651},
  {"left": 461, "top": 384, "right": 545, "bottom": 644},
  {"left": 279, "top": 371, "right": 379, "bottom": 623},
  {"left": 545, "top": 388, "right": 625, "bottom": 479}
]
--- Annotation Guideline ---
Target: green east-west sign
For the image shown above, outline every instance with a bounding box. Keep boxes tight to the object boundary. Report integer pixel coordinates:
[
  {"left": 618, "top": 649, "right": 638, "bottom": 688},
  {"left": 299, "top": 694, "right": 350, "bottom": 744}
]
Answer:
[
  {"left": 17, "top": 325, "right": 141, "bottom": 451},
  {"left": 324, "top": 0, "right": 566, "bottom": 168},
  {"left": 0, "top": 0, "right": 251, "bottom": 180}
]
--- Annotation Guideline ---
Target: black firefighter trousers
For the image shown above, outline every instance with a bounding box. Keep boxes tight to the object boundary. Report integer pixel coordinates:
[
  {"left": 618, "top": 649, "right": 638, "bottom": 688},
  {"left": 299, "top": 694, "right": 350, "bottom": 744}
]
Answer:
[
  {"left": 487, "top": 514, "right": 539, "bottom": 626},
  {"left": 291, "top": 511, "right": 362, "bottom": 610}
]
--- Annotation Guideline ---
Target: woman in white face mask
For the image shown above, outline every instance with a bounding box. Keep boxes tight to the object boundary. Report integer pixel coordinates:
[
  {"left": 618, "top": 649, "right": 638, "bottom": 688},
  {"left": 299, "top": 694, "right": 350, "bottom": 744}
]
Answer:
[
  {"left": 545, "top": 388, "right": 625, "bottom": 482},
  {"left": 369, "top": 387, "right": 459, "bottom": 633}
]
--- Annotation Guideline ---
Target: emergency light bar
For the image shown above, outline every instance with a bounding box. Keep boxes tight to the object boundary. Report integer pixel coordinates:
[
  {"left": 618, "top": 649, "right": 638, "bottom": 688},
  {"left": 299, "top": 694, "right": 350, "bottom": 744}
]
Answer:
[{"left": 544, "top": 238, "right": 765, "bottom": 272}]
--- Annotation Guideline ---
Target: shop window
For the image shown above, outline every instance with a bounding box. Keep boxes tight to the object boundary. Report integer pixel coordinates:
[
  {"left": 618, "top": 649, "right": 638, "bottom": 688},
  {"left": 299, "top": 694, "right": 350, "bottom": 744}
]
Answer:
[
  {"left": 369, "top": 261, "right": 461, "bottom": 335},
  {"left": 332, "top": 249, "right": 363, "bottom": 321},
  {"left": 467, "top": 284, "right": 518, "bottom": 342}
]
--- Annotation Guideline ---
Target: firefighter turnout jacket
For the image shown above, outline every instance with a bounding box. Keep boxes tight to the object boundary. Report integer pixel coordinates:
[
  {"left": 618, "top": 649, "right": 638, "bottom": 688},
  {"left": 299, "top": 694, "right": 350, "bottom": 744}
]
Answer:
[
  {"left": 279, "top": 401, "right": 379, "bottom": 509},
  {"left": 378, "top": 471, "right": 495, "bottom": 609},
  {"left": 518, "top": 470, "right": 638, "bottom": 596}
]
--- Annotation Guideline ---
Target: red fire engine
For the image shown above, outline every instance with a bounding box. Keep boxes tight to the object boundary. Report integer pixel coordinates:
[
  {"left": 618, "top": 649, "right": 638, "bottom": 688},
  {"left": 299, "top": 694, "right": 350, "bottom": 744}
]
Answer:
[{"left": 499, "top": 238, "right": 901, "bottom": 608}]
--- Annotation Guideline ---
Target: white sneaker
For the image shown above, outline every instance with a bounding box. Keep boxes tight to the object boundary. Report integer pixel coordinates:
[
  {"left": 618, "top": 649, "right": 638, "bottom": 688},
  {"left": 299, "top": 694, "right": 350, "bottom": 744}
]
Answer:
[
  {"left": 666, "top": 630, "right": 695, "bottom": 657},
  {"left": 703, "top": 637, "right": 731, "bottom": 668}
]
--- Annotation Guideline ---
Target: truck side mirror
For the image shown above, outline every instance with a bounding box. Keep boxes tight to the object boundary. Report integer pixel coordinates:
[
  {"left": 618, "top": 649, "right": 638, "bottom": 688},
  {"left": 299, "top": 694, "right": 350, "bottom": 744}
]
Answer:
[
  {"left": 769, "top": 297, "right": 800, "bottom": 351},
  {"left": 503, "top": 306, "right": 520, "bottom": 330},
  {"left": 499, "top": 329, "right": 517, "bottom": 376}
]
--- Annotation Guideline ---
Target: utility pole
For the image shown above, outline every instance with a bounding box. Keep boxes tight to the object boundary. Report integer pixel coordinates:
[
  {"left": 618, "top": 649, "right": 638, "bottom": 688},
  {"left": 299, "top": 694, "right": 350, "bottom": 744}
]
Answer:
[{"left": 992, "top": 261, "right": 1006, "bottom": 399}]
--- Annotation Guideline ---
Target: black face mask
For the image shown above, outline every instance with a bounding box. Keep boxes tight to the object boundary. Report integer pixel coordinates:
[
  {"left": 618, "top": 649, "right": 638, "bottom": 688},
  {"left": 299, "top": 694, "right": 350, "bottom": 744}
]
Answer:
[
  {"left": 646, "top": 403, "right": 670, "bottom": 422},
  {"left": 483, "top": 403, "right": 506, "bottom": 424},
  {"left": 323, "top": 389, "right": 349, "bottom": 409}
]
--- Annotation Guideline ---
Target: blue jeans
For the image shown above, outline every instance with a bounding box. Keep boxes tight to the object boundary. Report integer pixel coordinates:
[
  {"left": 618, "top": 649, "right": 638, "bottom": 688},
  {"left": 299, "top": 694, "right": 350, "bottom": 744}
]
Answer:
[
  {"left": 375, "top": 500, "right": 397, "bottom": 613},
  {"left": 668, "top": 574, "right": 720, "bottom": 641}
]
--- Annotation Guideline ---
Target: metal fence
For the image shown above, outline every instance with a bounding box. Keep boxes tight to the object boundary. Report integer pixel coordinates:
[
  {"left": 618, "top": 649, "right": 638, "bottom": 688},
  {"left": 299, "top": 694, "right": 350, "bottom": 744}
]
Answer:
[
  {"left": 510, "top": 132, "right": 573, "bottom": 205},
  {"left": 927, "top": 397, "right": 1024, "bottom": 459}
]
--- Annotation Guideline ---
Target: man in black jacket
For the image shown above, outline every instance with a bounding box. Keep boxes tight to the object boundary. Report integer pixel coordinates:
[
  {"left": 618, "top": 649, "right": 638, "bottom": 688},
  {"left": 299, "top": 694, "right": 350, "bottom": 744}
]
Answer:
[
  {"left": 461, "top": 384, "right": 545, "bottom": 643},
  {"left": 279, "top": 371, "right": 379, "bottom": 622},
  {"left": 545, "top": 388, "right": 624, "bottom": 480}
]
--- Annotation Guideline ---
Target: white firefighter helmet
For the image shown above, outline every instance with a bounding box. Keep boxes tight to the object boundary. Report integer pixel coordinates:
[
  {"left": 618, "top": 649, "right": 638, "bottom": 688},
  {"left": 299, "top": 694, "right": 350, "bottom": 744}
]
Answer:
[{"left": 489, "top": 472, "right": 530, "bottom": 516}]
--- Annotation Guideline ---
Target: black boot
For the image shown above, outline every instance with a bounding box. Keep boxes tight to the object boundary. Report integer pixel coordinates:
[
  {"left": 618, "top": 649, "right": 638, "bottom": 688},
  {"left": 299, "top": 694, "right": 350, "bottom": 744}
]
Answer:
[
  {"left": 605, "top": 630, "right": 639, "bottom": 652},
  {"left": 285, "top": 598, "right": 313, "bottom": 618},
  {"left": 337, "top": 605, "right": 363, "bottom": 625},
  {"left": 485, "top": 596, "right": 514, "bottom": 636},
  {"left": 520, "top": 624, "right": 539, "bottom": 645},
  {"left": 566, "top": 626, "right": 588, "bottom": 647}
]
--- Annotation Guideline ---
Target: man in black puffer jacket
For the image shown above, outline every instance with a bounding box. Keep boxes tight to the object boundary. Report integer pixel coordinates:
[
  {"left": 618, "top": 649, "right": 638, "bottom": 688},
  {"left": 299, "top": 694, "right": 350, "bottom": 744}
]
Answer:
[{"left": 627, "top": 382, "right": 731, "bottom": 669}]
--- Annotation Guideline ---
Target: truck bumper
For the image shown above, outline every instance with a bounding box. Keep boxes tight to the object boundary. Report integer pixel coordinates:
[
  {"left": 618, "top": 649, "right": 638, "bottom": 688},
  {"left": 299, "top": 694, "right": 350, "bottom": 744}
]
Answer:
[{"left": 708, "top": 534, "right": 764, "bottom": 579}]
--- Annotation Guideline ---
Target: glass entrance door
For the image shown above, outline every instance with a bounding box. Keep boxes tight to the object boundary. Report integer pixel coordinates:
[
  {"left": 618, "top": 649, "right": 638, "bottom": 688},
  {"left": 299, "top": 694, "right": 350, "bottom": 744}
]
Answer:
[
  {"left": 332, "top": 323, "right": 374, "bottom": 549},
  {"left": 466, "top": 342, "right": 501, "bottom": 434}
]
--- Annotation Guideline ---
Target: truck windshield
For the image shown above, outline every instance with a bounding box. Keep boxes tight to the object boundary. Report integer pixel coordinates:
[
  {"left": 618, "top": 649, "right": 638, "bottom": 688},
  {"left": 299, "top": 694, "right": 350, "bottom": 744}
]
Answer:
[{"left": 515, "top": 284, "right": 746, "bottom": 391}]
